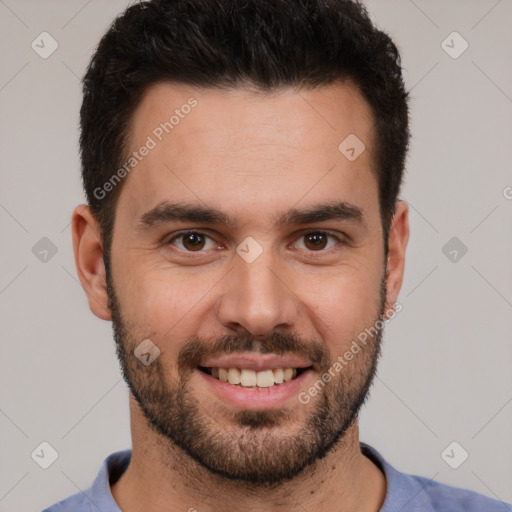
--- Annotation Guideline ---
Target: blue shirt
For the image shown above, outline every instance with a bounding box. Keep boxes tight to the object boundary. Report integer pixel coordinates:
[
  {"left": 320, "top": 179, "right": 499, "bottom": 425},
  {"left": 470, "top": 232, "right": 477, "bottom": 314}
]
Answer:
[{"left": 42, "top": 443, "right": 510, "bottom": 511}]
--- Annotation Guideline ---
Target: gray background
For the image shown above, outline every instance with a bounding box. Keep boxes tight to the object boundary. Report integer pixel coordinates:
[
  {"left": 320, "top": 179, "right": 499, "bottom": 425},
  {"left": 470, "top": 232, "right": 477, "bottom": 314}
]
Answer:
[{"left": 1, "top": 1, "right": 511, "bottom": 510}]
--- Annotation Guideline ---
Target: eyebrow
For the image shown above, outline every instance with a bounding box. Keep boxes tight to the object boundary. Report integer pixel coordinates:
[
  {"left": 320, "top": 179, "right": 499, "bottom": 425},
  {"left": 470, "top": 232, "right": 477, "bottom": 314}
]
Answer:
[{"left": 136, "top": 200, "right": 366, "bottom": 231}]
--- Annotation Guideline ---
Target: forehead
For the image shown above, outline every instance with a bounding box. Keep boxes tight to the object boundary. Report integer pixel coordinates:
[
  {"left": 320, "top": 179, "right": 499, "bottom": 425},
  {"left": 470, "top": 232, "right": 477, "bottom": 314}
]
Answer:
[
  {"left": 128, "top": 81, "right": 375, "bottom": 154},
  {"left": 118, "top": 81, "right": 378, "bottom": 229}
]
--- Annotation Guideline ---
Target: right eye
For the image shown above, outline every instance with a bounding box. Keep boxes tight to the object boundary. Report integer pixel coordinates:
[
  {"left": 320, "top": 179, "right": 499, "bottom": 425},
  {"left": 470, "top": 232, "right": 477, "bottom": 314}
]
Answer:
[{"left": 166, "top": 230, "right": 219, "bottom": 252}]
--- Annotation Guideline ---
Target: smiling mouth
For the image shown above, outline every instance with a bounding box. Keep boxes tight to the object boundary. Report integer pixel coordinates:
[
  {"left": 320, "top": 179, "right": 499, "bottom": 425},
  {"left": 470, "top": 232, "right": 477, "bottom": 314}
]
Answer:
[{"left": 198, "top": 366, "right": 311, "bottom": 389}]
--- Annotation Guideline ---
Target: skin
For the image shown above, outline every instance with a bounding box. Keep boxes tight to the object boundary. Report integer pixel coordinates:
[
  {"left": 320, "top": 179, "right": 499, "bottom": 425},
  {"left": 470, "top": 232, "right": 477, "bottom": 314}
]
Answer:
[{"left": 72, "top": 81, "right": 409, "bottom": 511}]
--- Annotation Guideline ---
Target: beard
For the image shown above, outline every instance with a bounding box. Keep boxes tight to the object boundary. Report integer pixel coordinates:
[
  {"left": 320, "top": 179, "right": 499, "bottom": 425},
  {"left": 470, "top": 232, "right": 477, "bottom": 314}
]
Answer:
[{"left": 106, "top": 268, "right": 388, "bottom": 486}]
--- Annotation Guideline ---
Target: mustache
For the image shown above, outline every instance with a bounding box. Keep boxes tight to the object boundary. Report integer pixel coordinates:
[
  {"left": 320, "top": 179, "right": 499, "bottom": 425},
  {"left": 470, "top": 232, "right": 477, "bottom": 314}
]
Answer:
[{"left": 177, "top": 331, "right": 331, "bottom": 374}]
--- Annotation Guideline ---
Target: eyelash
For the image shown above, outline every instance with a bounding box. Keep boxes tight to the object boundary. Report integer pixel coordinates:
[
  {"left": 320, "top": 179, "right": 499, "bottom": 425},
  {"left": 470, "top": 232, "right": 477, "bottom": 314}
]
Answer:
[{"left": 165, "top": 230, "right": 345, "bottom": 255}]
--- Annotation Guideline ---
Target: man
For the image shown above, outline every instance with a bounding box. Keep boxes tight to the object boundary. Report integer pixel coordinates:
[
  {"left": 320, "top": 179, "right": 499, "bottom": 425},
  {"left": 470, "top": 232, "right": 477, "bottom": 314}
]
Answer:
[{"left": 43, "top": 0, "right": 509, "bottom": 511}]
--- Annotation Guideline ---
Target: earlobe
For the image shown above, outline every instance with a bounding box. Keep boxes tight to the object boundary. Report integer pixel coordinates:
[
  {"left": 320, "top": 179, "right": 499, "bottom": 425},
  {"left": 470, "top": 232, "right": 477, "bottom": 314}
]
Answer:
[
  {"left": 71, "top": 204, "right": 112, "bottom": 321},
  {"left": 384, "top": 200, "right": 409, "bottom": 313}
]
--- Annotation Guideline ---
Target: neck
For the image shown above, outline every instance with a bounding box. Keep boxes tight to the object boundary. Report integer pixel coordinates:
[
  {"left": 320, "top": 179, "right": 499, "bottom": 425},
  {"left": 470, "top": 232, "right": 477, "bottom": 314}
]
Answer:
[{"left": 111, "top": 397, "right": 386, "bottom": 512}]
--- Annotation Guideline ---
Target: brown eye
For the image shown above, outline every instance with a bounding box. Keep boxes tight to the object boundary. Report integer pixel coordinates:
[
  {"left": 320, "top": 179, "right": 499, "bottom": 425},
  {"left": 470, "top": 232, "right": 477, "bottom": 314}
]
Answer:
[
  {"left": 168, "top": 231, "right": 214, "bottom": 252},
  {"left": 293, "top": 231, "right": 342, "bottom": 253},
  {"left": 182, "top": 232, "right": 205, "bottom": 251},
  {"left": 303, "top": 232, "right": 328, "bottom": 251}
]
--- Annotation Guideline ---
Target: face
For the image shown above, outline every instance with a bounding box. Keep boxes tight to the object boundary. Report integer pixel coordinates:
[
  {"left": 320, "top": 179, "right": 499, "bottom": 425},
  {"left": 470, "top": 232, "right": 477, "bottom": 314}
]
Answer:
[{"left": 98, "top": 82, "right": 402, "bottom": 484}]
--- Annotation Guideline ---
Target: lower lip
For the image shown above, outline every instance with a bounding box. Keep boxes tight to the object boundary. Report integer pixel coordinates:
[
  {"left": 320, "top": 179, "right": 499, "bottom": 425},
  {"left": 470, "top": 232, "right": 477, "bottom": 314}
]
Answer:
[{"left": 196, "top": 368, "right": 313, "bottom": 410}]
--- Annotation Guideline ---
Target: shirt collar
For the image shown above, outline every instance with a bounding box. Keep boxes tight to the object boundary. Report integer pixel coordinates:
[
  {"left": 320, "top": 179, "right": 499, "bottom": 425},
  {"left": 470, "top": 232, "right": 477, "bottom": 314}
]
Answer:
[{"left": 89, "top": 443, "right": 424, "bottom": 512}]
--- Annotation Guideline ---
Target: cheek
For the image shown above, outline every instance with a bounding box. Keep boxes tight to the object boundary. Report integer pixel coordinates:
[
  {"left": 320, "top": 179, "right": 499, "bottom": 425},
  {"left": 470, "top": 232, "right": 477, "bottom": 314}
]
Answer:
[
  {"left": 301, "top": 263, "right": 383, "bottom": 355},
  {"left": 116, "top": 267, "right": 216, "bottom": 340}
]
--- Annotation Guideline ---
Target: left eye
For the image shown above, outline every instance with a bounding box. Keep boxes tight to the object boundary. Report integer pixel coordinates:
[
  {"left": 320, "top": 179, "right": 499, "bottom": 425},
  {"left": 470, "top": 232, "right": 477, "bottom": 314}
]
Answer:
[
  {"left": 293, "top": 231, "right": 340, "bottom": 251},
  {"left": 166, "top": 230, "right": 341, "bottom": 253}
]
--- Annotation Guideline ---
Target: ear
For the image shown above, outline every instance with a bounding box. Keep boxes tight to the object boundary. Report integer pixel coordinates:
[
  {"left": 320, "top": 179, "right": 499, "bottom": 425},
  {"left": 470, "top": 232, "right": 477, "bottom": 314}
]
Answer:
[
  {"left": 71, "top": 204, "right": 112, "bottom": 321},
  {"left": 384, "top": 200, "right": 409, "bottom": 315}
]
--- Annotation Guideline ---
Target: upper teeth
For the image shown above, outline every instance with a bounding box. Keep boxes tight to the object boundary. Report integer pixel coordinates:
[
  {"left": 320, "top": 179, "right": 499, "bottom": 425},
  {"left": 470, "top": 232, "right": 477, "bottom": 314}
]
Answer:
[{"left": 211, "top": 367, "right": 298, "bottom": 388}]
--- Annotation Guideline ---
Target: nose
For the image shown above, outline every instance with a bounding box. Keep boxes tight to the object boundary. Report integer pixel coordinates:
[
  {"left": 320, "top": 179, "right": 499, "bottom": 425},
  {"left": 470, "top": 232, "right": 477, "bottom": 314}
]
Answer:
[{"left": 215, "top": 250, "right": 299, "bottom": 337}]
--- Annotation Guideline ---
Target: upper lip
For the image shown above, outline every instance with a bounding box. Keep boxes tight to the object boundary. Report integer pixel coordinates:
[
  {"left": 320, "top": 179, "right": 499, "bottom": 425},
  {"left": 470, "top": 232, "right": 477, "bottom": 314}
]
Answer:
[{"left": 199, "top": 354, "right": 313, "bottom": 371}]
